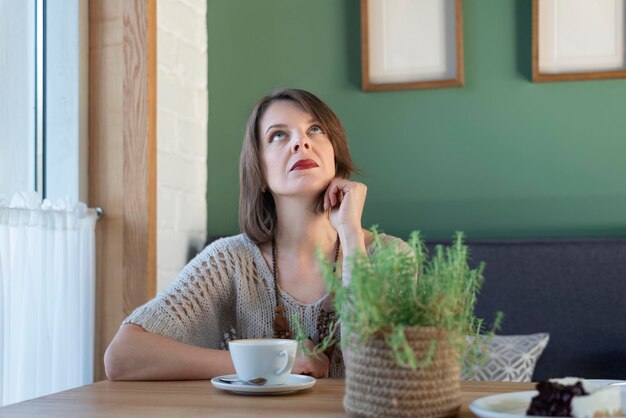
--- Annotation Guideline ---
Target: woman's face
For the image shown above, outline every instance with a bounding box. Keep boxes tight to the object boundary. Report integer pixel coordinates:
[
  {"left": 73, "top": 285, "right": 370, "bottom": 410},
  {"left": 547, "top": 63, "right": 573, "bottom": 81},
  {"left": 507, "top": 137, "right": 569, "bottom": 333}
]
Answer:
[{"left": 258, "top": 100, "right": 336, "bottom": 199}]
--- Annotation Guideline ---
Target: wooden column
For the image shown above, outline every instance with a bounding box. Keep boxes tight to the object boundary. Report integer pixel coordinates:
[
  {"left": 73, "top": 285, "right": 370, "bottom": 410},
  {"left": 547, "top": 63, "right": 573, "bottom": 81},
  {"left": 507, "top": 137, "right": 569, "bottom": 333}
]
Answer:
[{"left": 89, "top": 0, "right": 157, "bottom": 382}]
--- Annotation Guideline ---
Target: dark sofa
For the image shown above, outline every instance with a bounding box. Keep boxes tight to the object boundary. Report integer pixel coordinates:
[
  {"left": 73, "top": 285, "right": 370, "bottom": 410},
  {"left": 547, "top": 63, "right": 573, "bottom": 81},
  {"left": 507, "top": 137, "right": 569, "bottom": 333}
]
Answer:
[{"left": 429, "top": 238, "right": 626, "bottom": 381}]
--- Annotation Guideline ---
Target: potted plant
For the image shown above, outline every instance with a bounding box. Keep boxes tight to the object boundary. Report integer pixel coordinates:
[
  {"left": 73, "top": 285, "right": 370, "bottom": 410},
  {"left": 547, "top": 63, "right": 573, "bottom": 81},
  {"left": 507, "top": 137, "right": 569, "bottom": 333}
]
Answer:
[{"left": 304, "top": 229, "right": 494, "bottom": 418}]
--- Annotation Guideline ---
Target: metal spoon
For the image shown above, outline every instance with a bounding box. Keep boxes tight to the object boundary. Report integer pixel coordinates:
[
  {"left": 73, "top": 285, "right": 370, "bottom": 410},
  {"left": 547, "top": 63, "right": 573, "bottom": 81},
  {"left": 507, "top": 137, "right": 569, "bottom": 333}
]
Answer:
[{"left": 218, "top": 376, "right": 267, "bottom": 386}]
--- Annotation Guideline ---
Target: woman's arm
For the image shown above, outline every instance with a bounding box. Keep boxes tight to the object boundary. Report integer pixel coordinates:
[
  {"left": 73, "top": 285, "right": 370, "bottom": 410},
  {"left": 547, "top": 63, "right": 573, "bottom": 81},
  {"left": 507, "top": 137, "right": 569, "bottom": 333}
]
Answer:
[
  {"left": 105, "top": 325, "right": 332, "bottom": 380},
  {"left": 104, "top": 324, "right": 235, "bottom": 380},
  {"left": 104, "top": 237, "right": 240, "bottom": 380},
  {"left": 324, "top": 178, "right": 368, "bottom": 284}
]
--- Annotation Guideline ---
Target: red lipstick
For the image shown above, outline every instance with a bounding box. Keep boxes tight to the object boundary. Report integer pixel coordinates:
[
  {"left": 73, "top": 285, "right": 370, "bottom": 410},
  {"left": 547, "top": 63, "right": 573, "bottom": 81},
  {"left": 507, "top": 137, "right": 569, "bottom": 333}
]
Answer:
[{"left": 290, "top": 159, "right": 319, "bottom": 171}]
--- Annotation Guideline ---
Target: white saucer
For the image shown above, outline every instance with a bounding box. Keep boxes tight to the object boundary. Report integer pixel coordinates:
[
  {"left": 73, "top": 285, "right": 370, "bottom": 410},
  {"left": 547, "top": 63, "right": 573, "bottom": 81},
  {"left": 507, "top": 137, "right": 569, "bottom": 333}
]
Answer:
[{"left": 211, "top": 374, "right": 316, "bottom": 395}]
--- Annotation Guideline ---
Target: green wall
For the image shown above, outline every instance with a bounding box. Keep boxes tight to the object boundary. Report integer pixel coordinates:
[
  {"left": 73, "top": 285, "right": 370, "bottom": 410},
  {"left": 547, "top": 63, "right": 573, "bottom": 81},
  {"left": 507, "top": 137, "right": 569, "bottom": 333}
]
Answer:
[{"left": 207, "top": 0, "right": 626, "bottom": 240}]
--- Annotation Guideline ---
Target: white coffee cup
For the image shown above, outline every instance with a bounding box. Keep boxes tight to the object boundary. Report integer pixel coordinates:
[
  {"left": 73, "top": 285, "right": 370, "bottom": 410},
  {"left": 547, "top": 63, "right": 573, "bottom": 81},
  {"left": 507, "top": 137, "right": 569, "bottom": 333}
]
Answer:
[{"left": 228, "top": 338, "right": 297, "bottom": 385}]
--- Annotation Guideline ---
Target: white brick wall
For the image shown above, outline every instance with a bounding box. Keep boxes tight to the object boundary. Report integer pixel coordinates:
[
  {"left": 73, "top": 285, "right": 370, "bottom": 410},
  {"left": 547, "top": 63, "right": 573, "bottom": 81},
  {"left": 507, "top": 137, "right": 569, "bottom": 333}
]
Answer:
[{"left": 156, "top": 0, "right": 207, "bottom": 291}]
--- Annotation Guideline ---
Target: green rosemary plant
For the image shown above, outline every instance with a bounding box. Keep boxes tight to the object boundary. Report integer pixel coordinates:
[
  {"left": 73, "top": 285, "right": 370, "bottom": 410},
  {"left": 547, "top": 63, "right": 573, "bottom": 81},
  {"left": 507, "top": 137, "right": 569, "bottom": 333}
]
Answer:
[{"left": 295, "top": 228, "right": 501, "bottom": 370}]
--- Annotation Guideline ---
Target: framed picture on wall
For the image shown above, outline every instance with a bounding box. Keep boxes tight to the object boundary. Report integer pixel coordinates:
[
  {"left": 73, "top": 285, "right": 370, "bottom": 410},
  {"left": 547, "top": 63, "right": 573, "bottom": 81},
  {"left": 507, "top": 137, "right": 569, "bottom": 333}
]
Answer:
[
  {"left": 361, "top": 0, "right": 464, "bottom": 91},
  {"left": 533, "top": 0, "right": 626, "bottom": 82}
]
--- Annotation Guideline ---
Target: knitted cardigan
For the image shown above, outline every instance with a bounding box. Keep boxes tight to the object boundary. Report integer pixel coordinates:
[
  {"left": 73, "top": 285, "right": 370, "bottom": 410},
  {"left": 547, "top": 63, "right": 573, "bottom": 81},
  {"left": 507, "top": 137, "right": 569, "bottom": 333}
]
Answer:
[{"left": 124, "top": 232, "right": 406, "bottom": 377}]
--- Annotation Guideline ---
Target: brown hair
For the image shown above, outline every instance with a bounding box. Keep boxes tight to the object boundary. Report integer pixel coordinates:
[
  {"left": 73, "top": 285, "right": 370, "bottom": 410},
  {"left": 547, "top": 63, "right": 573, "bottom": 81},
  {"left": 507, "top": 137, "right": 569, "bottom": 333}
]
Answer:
[{"left": 239, "top": 88, "right": 356, "bottom": 244}]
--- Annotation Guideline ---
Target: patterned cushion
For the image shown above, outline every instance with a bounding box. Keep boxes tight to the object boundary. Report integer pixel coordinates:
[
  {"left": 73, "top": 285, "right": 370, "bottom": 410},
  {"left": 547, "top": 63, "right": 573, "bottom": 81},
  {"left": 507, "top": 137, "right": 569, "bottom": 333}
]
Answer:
[{"left": 462, "top": 333, "right": 550, "bottom": 382}]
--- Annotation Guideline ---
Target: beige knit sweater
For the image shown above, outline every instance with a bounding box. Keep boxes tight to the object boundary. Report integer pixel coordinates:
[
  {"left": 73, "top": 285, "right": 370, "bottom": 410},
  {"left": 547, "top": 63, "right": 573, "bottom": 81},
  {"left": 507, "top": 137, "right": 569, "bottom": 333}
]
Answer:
[{"left": 124, "top": 232, "right": 407, "bottom": 377}]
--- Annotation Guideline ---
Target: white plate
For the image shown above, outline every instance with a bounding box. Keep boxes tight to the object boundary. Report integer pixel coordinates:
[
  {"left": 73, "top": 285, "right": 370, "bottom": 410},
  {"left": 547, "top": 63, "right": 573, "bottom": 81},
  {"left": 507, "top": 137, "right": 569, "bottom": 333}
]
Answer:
[
  {"left": 469, "top": 382, "right": 626, "bottom": 418},
  {"left": 211, "top": 374, "right": 316, "bottom": 395}
]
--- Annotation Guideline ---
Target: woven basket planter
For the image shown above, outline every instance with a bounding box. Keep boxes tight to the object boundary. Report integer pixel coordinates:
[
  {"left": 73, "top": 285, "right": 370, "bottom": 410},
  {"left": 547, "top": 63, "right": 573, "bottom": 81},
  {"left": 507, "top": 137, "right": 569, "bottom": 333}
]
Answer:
[{"left": 344, "top": 327, "right": 461, "bottom": 418}]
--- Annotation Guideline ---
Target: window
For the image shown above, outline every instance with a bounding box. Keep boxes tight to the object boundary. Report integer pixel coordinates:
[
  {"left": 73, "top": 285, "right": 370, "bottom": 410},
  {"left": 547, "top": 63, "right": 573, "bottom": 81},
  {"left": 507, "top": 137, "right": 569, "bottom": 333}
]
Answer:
[
  {"left": 0, "top": 0, "right": 93, "bottom": 407},
  {"left": 0, "top": 0, "right": 88, "bottom": 202},
  {"left": 0, "top": 0, "right": 37, "bottom": 196}
]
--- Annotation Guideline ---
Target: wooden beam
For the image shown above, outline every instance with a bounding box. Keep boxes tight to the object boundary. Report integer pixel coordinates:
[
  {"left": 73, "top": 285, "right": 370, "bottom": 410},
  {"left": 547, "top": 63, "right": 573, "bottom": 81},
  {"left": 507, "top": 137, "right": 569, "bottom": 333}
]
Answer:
[{"left": 89, "top": 0, "right": 157, "bottom": 382}]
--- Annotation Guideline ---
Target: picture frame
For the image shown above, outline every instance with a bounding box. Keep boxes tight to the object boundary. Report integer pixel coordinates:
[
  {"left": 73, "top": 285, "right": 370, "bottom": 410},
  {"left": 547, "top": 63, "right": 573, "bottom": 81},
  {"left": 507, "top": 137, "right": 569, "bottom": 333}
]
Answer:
[
  {"left": 533, "top": 0, "right": 626, "bottom": 82},
  {"left": 360, "top": 0, "right": 464, "bottom": 91}
]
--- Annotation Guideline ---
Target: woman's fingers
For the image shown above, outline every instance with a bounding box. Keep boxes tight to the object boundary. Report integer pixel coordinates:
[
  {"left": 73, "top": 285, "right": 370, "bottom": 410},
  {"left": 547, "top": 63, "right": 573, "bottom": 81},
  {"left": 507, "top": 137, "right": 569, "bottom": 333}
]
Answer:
[
  {"left": 324, "top": 178, "right": 351, "bottom": 210},
  {"left": 292, "top": 353, "right": 329, "bottom": 377},
  {"left": 324, "top": 178, "right": 366, "bottom": 213},
  {"left": 324, "top": 178, "right": 368, "bottom": 253},
  {"left": 292, "top": 339, "right": 330, "bottom": 378}
]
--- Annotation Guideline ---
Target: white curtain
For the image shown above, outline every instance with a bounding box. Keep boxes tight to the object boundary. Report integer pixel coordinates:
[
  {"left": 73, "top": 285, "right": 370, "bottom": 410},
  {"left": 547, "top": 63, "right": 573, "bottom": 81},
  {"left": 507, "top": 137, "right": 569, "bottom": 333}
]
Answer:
[{"left": 0, "top": 192, "right": 96, "bottom": 406}]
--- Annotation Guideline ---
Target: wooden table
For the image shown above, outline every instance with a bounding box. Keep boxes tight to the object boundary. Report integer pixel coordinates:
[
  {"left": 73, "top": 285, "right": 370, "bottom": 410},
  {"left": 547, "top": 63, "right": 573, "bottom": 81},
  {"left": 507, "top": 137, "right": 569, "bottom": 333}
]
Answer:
[{"left": 0, "top": 379, "right": 534, "bottom": 417}]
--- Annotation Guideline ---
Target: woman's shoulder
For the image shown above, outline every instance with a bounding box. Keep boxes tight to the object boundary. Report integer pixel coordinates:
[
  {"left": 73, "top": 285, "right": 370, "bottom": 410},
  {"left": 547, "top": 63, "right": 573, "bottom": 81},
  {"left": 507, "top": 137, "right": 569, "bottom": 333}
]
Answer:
[
  {"left": 178, "top": 234, "right": 261, "bottom": 277},
  {"left": 196, "top": 233, "right": 259, "bottom": 259}
]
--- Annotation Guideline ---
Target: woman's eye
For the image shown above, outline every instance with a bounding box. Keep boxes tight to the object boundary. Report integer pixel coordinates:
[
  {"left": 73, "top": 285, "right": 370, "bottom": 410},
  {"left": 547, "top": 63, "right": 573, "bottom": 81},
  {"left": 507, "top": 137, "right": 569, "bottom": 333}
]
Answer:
[
  {"left": 270, "top": 131, "right": 286, "bottom": 142},
  {"left": 309, "top": 125, "right": 324, "bottom": 134}
]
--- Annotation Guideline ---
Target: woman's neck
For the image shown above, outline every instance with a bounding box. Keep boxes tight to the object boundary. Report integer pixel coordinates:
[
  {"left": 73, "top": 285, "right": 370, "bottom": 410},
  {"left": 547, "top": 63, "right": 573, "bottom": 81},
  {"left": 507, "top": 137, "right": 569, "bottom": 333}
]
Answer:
[{"left": 273, "top": 196, "right": 336, "bottom": 257}]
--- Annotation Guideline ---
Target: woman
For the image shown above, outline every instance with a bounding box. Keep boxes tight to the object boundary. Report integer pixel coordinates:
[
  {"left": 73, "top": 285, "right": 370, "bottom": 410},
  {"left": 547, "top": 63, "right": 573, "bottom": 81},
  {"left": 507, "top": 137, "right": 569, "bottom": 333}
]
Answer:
[{"left": 104, "top": 88, "right": 405, "bottom": 380}]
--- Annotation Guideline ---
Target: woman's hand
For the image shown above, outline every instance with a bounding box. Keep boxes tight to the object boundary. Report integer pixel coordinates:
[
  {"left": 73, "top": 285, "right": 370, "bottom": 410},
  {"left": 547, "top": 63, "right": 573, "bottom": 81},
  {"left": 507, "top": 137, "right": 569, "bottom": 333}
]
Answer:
[
  {"left": 291, "top": 339, "right": 330, "bottom": 378},
  {"left": 324, "top": 178, "right": 367, "bottom": 255}
]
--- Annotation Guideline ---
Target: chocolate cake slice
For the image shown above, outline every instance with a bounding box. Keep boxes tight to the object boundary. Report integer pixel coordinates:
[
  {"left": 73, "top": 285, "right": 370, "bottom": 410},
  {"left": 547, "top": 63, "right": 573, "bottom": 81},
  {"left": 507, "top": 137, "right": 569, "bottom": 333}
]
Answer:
[{"left": 527, "top": 378, "right": 622, "bottom": 418}]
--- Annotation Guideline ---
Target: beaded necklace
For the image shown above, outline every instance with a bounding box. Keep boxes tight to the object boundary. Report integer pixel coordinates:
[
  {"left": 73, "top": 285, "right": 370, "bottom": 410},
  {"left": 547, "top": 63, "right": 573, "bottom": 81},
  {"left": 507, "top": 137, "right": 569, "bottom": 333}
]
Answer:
[{"left": 272, "top": 235, "right": 340, "bottom": 341}]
